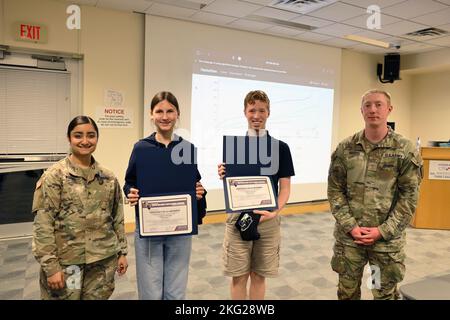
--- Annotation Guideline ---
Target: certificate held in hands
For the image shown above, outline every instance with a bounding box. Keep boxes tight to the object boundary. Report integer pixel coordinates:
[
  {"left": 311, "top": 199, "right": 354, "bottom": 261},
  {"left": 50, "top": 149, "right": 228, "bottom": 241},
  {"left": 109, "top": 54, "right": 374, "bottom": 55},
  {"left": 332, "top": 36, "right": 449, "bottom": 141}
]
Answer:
[
  {"left": 223, "top": 135, "right": 278, "bottom": 213},
  {"left": 140, "top": 194, "right": 192, "bottom": 236},
  {"left": 134, "top": 143, "right": 198, "bottom": 236},
  {"left": 225, "top": 176, "right": 276, "bottom": 212}
]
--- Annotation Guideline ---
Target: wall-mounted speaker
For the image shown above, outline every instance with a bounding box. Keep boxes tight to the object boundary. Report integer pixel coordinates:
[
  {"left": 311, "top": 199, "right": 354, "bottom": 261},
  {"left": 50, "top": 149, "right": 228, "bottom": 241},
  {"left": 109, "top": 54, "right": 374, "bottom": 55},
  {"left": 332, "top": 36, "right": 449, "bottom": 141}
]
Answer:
[
  {"left": 384, "top": 54, "right": 400, "bottom": 82},
  {"left": 377, "top": 53, "right": 401, "bottom": 84}
]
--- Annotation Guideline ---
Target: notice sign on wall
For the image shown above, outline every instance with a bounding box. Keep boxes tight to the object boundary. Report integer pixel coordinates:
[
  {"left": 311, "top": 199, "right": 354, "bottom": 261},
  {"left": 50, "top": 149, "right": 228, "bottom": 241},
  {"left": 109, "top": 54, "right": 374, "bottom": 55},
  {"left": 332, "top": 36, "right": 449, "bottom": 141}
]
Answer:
[
  {"left": 97, "top": 107, "right": 133, "bottom": 128},
  {"left": 429, "top": 160, "right": 450, "bottom": 180},
  {"left": 104, "top": 89, "right": 124, "bottom": 108},
  {"left": 97, "top": 89, "right": 133, "bottom": 128}
]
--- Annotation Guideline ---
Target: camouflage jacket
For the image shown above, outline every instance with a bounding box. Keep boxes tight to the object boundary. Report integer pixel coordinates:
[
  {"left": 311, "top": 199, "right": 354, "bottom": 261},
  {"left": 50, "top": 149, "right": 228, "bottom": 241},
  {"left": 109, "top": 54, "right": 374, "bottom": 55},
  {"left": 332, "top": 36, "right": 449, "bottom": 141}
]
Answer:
[
  {"left": 328, "top": 128, "right": 423, "bottom": 252},
  {"left": 32, "top": 157, "right": 128, "bottom": 276}
]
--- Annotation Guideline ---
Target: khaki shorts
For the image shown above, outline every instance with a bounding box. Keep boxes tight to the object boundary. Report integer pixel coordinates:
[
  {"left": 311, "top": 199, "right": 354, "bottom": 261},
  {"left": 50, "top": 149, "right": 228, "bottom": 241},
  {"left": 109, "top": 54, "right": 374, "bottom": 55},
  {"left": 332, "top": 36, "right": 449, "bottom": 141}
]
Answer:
[{"left": 222, "top": 214, "right": 281, "bottom": 278}]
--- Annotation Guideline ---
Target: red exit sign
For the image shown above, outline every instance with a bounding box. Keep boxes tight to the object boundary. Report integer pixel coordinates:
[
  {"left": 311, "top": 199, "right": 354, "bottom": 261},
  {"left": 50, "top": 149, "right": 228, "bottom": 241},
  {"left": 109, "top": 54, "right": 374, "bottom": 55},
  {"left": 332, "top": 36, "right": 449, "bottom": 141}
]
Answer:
[{"left": 13, "top": 22, "right": 48, "bottom": 43}]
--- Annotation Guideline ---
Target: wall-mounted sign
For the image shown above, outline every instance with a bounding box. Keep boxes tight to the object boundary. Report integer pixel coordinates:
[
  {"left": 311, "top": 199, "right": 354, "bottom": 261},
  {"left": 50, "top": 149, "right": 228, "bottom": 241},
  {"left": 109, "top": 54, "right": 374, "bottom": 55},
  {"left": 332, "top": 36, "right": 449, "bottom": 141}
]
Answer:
[
  {"left": 13, "top": 22, "right": 48, "bottom": 43},
  {"left": 429, "top": 160, "right": 450, "bottom": 180},
  {"left": 104, "top": 89, "right": 124, "bottom": 108},
  {"left": 96, "top": 106, "right": 133, "bottom": 128}
]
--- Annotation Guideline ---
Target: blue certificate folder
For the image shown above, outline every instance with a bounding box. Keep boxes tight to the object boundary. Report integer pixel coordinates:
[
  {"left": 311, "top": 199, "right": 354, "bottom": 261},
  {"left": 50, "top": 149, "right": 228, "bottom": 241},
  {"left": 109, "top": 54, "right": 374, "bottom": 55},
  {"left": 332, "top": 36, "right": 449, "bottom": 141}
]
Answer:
[
  {"left": 135, "top": 146, "right": 198, "bottom": 236},
  {"left": 222, "top": 135, "right": 278, "bottom": 213}
]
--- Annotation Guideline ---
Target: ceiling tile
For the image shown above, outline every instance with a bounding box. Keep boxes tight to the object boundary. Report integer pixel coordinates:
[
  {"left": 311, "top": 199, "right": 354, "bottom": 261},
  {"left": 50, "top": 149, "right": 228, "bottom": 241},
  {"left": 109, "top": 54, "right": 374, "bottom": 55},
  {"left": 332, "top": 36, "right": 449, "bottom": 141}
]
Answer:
[
  {"left": 190, "top": 11, "right": 238, "bottom": 25},
  {"left": 296, "top": 32, "right": 334, "bottom": 42},
  {"left": 64, "top": 0, "right": 98, "bottom": 6},
  {"left": 349, "top": 43, "right": 391, "bottom": 54},
  {"left": 308, "top": 2, "right": 366, "bottom": 22},
  {"left": 146, "top": 0, "right": 208, "bottom": 11},
  {"left": 340, "top": 0, "right": 408, "bottom": 8},
  {"left": 343, "top": 13, "right": 401, "bottom": 29},
  {"left": 145, "top": 2, "right": 197, "bottom": 18},
  {"left": 202, "top": 0, "right": 260, "bottom": 18},
  {"left": 410, "top": 7, "right": 450, "bottom": 26},
  {"left": 88, "top": 0, "right": 449, "bottom": 54},
  {"left": 187, "top": 0, "right": 215, "bottom": 4},
  {"left": 437, "top": 23, "right": 450, "bottom": 32},
  {"left": 290, "top": 15, "right": 334, "bottom": 28},
  {"left": 251, "top": 7, "right": 301, "bottom": 21},
  {"left": 426, "top": 35, "right": 450, "bottom": 46},
  {"left": 381, "top": 36, "right": 415, "bottom": 46},
  {"left": 265, "top": 25, "right": 304, "bottom": 36},
  {"left": 228, "top": 18, "right": 274, "bottom": 31},
  {"left": 383, "top": 0, "right": 448, "bottom": 19},
  {"left": 315, "top": 23, "right": 364, "bottom": 37},
  {"left": 352, "top": 30, "right": 392, "bottom": 40},
  {"left": 379, "top": 20, "right": 428, "bottom": 36},
  {"left": 398, "top": 42, "right": 443, "bottom": 53},
  {"left": 242, "top": 0, "right": 273, "bottom": 4},
  {"left": 97, "top": 0, "right": 152, "bottom": 12},
  {"left": 161, "top": 0, "right": 214, "bottom": 9}
]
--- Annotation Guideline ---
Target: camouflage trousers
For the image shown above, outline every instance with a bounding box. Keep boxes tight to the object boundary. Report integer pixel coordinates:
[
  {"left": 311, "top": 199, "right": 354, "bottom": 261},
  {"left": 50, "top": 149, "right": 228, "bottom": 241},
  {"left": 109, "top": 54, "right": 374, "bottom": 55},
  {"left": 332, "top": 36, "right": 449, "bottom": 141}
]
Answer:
[
  {"left": 40, "top": 255, "right": 117, "bottom": 300},
  {"left": 331, "top": 242, "right": 405, "bottom": 300}
]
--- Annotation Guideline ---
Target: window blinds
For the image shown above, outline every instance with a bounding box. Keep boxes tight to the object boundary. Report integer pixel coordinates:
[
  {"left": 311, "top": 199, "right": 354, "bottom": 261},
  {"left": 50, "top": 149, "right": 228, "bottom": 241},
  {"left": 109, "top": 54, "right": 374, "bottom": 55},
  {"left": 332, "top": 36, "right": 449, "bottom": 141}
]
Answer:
[{"left": 0, "top": 67, "right": 71, "bottom": 154}]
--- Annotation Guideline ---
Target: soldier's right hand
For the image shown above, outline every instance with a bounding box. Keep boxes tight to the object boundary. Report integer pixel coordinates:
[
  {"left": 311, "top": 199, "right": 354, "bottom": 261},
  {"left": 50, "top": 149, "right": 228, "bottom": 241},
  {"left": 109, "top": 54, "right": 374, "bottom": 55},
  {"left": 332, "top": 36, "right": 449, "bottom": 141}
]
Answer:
[
  {"left": 350, "top": 226, "right": 365, "bottom": 243},
  {"left": 127, "top": 188, "right": 140, "bottom": 206},
  {"left": 218, "top": 163, "right": 226, "bottom": 180},
  {"left": 47, "top": 271, "right": 65, "bottom": 290},
  {"left": 351, "top": 226, "right": 376, "bottom": 245}
]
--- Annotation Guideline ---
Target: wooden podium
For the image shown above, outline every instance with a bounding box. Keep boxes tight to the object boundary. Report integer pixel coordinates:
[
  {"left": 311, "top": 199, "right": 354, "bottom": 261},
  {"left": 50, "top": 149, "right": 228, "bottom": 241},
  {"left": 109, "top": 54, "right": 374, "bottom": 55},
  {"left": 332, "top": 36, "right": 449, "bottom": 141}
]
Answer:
[{"left": 412, "top": 147, "right": 450, "bottom": 230}]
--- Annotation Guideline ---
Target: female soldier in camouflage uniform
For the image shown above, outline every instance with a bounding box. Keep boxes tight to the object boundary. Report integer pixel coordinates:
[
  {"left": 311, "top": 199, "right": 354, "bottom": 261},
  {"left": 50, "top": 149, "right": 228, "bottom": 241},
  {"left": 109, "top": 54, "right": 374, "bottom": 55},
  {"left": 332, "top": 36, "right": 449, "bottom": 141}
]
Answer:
[{"left": 32, "top": 116, "right": 128, "bottom": 300}]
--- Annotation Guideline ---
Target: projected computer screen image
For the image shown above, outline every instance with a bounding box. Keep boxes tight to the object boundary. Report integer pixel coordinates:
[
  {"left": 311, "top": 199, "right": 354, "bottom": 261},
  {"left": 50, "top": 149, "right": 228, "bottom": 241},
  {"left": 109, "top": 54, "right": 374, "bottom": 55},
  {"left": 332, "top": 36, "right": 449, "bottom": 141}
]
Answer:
[
  {"left": 144, "top": 17, "right": 341, "bottom": 207},
  {"left": 191, "top": 73, "right": 334, "bottom": 191}
]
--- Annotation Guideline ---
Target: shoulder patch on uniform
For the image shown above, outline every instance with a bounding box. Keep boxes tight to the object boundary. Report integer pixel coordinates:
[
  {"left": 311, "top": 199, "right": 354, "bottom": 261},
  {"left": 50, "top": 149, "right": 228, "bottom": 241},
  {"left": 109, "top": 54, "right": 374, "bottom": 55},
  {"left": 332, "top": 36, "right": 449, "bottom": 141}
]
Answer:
[{"left": 410, "top": 153, "right": 422, "bottom": 167}]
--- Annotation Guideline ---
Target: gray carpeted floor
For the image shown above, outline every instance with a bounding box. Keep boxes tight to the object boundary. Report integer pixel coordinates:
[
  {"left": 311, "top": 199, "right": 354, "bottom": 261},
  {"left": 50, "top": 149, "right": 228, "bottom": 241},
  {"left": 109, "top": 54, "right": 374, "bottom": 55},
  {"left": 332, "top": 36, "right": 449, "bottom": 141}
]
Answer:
[{"left": 1, "top": 212, "right": 449, "bottom": 300}]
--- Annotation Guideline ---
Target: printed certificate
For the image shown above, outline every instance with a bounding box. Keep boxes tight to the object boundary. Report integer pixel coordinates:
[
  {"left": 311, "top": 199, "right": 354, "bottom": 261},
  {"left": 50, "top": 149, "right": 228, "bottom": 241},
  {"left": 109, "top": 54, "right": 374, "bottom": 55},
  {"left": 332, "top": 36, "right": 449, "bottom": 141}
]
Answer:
[
  {"left": 225, "top": 176, "right": 276, "bottom": 212},
  {"left": 138, "top": 194, "right": 192, "bottom": 236}
]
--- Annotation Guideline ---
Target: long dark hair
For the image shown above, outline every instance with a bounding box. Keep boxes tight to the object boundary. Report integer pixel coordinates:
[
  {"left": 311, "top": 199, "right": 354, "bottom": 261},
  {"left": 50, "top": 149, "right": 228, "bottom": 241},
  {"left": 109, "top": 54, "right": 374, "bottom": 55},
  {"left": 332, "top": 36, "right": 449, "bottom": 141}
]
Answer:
[
  {"left": 67, "top": 116, "right": 99, "bottom": 138},
  {"left": 150, "top": 91, "right": 180, "bottom": 115}
]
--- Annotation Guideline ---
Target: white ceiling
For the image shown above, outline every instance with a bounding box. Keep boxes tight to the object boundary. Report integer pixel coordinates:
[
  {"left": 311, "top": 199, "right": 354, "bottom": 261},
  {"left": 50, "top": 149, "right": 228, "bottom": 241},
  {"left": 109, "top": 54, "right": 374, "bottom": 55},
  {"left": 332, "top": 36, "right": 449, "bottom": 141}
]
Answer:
[{"left": 64, "top": 0, "right": 450, "bottom": 55}]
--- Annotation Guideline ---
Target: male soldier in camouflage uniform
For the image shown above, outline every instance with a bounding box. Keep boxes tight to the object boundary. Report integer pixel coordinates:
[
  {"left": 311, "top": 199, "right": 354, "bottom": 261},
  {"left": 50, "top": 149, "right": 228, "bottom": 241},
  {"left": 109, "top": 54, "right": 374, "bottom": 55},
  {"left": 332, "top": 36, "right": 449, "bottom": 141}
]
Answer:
[
  {"left": 32, "top": 157, "right": 128, "bottom": 300},
  {"left": 328, "top": 89, "right": 423, "bottom": 300}
]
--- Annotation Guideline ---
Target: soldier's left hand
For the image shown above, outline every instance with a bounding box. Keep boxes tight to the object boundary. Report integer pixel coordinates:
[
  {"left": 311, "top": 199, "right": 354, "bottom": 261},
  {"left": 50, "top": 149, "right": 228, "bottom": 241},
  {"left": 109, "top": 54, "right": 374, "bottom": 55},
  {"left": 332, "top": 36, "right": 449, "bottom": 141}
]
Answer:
[
  {"left": 354, "top": 227, "right": 382, "bottom": 245},
  {"left": 117, "top": 255, "right": 128, "bottom": 275}
]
